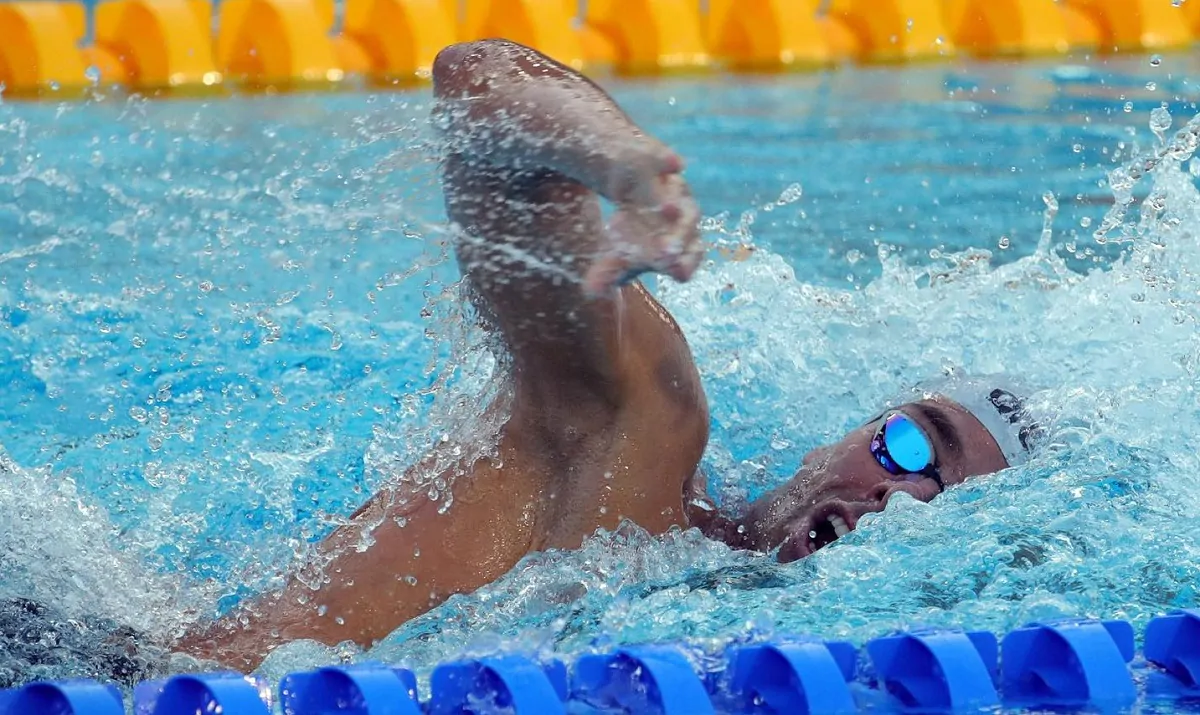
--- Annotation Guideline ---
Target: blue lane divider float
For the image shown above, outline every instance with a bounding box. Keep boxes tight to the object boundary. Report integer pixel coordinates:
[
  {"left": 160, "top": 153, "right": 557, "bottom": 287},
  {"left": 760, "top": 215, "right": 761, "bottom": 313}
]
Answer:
[
  {"left": 430, "top": 655, "right": 567, "bottom": 715},
  {"left": 0, "top": 680, "right": 123, "bottom": 715},
  {"left": 866, "top": 629, "right": 999, "bottom": 712},
  {"left": 134, "top": 672, "right": 273, "bottom": 715},
  {"left": 10, "top": 614, "right": 1200, "bottom": 714},
  {"left": 1001, "top": 619, "right": 1136, "bottom": 710},
  {"left": 280, "top": 663, "right": 421, "bottom": 715},
  {"left": 1144, "top": 609, "right": 1200, "bottom": 698},
  {"left": 574, "top": 644, "right": 715, "bottom": 714},
  {"left": 723, "top": 639, "right": 858, "bottom": 715}
]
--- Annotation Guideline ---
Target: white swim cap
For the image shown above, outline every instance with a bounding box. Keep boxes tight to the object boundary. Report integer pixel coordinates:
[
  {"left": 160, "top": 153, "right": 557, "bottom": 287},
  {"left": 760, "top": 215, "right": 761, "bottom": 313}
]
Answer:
[{"left": 906, "top": 374, "right": 1043, "bottom": 467}]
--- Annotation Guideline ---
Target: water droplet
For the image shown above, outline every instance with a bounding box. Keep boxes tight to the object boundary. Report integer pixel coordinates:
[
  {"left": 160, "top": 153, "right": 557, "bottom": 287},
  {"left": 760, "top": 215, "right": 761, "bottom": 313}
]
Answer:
[
  {"left": 1042, "top": 191, "right": 1059, "bottom": 211},
  {"left": 1080, "top": 216, "right": 1093, "bottom": 228},
  {"left": 1150, "top": 54, "right": 1163, "bottom": 67},
  {"left": 778, "top": 183, "right": 803, "bottom": 204},
  {"left": 84, "top": 66, "right": 101, "bottom": 84},
  {"left": 1146, "top": 81, "right": 1157, "bottom": 91},
  {"left": 1150, "top": 107, "right": 1173, "bottom": 136},
  {"left": 998, "top": 236, "right": 1010, "bottom": 249},
  {"left": 1072, "top": 143, "right": 1083, "bottom": 153},
  {"left": 129, "top": 406, "right": 148, "bottom": 423},
  {"left": 317, "top": 605, "right": 328, "bottom": 616},
  {"left": 48, "top": 81, "right": 60, "bottom": 91},
  {"left": 132, "top": 335, "right": 146, "bottom": 348},
  {"left": 906, "top": 18, "right": 914, "bottom": 31},
  {"left": 198, "top": 280, "right": 214, "bottom": 292},
  {"left": 1123, "top": 101, "right": 1134, "bottom": 113}
]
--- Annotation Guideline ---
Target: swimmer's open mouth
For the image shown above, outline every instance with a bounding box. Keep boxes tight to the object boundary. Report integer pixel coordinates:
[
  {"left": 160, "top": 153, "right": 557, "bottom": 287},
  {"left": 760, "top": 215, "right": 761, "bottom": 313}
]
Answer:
[{"left": 781, "top": 503, "right": 857, "bottom": 562}]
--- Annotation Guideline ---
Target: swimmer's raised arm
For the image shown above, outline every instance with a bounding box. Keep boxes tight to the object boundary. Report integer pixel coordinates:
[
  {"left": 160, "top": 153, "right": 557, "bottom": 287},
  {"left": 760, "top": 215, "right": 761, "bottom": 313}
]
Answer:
[
  {"left": 433, "top": 41, "right": 685, "bottom": 212},
  {"left": 176, "top": 41, "right": 713, "bottom": 671}
]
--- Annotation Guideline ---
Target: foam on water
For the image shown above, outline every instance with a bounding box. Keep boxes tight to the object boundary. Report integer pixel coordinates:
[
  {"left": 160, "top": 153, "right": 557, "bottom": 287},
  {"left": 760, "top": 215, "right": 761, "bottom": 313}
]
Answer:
[{"left": 2, "top": 58, "right": 1200, "bottom": 695}]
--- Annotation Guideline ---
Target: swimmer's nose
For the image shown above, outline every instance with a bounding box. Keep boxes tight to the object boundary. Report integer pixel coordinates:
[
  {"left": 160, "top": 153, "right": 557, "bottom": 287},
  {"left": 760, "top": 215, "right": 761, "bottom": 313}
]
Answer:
[{"left": 868, "top": 478, "right": 936, "bottom": 506}]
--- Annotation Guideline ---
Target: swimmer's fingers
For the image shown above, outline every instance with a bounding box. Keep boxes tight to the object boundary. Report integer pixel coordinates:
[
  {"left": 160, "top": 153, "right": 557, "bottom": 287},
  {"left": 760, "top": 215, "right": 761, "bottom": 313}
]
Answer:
[
  {"left": 584, "top": 177, "right": 705, "bottom": 298},
  {"left": 605, "top": 145, "right": 686, "bottom": 206}
]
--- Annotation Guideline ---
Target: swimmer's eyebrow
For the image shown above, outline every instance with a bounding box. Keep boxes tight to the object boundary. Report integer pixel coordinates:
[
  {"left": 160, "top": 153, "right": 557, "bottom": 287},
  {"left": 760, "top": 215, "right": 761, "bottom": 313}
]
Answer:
[{"left": 912, "top": 403, "right": 963, "bottom": 459}]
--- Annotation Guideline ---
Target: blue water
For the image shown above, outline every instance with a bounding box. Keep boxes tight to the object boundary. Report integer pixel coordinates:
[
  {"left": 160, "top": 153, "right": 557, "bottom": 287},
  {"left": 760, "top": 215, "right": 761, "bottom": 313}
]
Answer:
[{"left": 3, "top": 53, "right": 1200, "bottom": 694}]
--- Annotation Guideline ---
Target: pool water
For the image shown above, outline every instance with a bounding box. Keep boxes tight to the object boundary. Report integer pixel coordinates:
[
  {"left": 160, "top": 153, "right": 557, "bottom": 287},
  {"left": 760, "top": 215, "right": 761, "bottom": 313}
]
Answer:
[{"left": 3, "top": 52, "right": 1200, "bottom": 694}]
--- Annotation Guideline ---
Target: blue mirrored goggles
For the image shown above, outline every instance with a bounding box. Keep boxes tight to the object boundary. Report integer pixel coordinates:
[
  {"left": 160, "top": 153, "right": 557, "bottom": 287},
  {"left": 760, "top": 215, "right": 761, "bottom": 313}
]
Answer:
[{"left": 869, "top": 411, "right": 945, "bottom": 493}]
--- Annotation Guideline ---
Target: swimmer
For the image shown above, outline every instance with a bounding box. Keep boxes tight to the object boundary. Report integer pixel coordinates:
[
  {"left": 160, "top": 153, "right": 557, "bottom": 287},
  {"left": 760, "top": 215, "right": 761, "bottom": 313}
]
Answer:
[{"left": 177, "top": 40, "right": 1041, "bottom": 671}]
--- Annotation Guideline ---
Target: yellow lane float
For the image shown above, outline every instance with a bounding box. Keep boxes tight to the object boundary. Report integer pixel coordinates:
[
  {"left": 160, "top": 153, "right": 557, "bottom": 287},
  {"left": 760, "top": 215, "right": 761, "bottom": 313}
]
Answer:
[
  {"left": 943, "top": 0, "right": 1075, "bottom": 56},
  {"left": 0, "top": 2, "right": 89, "bottom": 95},
  {"left": 216, "top": 0, "right": 343, "bottom": 88},
  {"left": 581, "top": 0, "right": 710, "bottom": 74},
  {"left": 462, "top": 0, "right": 585, "bottom": 70},
  {"left": 1061, "top": 0, "right": 1193, "bottom": 52},
  {"left": 93, "top": 0, "right": 221, "bottom": 90},
  {"left": 341, "top": 0, "right": 456, "bottom": 82},
  {"left": 823, "top": 0, "right": 956, "bottom": 63},
  {"left": 706, "top": 0, "right": 830, "bottom": 70}
]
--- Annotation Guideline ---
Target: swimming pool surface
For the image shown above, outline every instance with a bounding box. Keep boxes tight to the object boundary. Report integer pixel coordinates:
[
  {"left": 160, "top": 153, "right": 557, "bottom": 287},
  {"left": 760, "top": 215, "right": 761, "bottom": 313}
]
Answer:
[{"left": 3, "top": 52, "right": 1200, "bottom": 697}]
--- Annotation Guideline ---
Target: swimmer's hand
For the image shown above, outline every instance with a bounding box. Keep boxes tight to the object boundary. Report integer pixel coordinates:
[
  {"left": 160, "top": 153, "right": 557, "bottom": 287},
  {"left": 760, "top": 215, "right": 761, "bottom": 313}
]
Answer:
[{"left": 584, "top": 158, "right": 705, "bottom": 298}]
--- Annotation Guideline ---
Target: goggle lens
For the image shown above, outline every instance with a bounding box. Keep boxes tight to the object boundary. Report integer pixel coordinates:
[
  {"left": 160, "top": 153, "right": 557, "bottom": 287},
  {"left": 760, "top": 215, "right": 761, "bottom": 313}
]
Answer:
[{"left": 881, "top": 413, "right": 934, "bottom": 473}]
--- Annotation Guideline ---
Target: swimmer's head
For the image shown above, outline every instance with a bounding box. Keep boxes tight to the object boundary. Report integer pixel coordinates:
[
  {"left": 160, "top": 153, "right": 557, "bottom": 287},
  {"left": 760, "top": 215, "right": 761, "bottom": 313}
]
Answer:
[{"left": 740, "top": 373, "right": 1042, "bottom": 562}]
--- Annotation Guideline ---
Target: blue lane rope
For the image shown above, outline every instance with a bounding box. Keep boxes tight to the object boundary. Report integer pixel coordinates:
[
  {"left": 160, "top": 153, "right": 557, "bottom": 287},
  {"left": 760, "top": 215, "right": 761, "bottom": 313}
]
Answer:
[{"left": 5, "top": 612, "right": 1200, "bottom": 714}]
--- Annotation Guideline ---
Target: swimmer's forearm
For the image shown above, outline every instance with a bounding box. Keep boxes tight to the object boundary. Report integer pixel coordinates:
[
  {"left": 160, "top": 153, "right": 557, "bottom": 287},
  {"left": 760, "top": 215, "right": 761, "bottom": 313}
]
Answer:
[{"left": 433, "top": 44, "right": 680, "bottom": 205}]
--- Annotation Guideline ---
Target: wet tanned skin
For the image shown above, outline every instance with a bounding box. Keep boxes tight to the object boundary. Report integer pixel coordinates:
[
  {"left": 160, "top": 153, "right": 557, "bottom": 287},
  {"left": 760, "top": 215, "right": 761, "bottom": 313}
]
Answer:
[{"left": 176, "top": 40, "right": 1007, "bottom": 672}]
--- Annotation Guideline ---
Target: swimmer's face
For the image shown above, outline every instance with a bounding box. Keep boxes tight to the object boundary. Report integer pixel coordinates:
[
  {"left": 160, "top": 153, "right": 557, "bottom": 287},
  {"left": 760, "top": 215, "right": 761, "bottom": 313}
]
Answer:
[{"left": 741, "top": 398, "right": 1009, "bottom": 562}]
